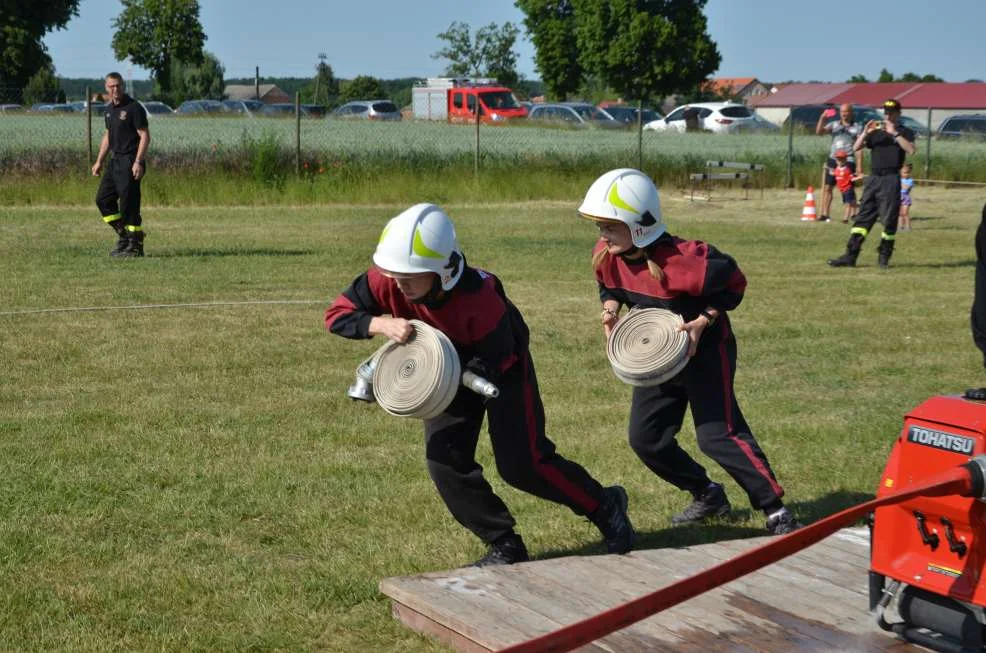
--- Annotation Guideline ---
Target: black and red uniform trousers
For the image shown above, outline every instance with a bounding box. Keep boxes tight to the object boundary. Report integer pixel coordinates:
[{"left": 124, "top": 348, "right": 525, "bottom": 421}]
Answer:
[
  {"left": 425, "top": 351, "right": 606, "bottom": 543},
  {"left": 628, "top": 317, "right": 785, "bottom": 512}
]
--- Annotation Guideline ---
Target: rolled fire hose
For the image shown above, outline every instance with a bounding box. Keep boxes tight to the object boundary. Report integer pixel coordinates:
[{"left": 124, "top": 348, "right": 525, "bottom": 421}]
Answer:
[
  {"left": 607, "top": 308, "right": 690, "bottom": 386},
  {"left": 349, "top": 320, "right": 499, "bottom": 419}
]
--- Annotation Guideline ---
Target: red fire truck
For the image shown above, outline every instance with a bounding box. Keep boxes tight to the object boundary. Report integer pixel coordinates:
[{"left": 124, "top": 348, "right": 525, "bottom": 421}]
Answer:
[{"left": 412, "top": 77, "right": 528, "bottom": 123}]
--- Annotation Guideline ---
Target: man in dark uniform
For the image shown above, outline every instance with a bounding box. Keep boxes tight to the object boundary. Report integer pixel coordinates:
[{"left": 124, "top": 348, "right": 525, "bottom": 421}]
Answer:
[
  {"left": 967, "top": 204, "right": 986, "bottom": 401},
  {"left": 92, "top": 72, "right": 150, "bottom": 257},
  {"left": 828, "top": 99, "right": 915, "bottom": 269}
]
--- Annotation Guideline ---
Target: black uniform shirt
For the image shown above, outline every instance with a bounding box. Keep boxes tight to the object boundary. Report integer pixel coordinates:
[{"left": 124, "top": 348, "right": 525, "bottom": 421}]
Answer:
[
  {"left": 865, "top": 124, "right": 915, "bottom": 173},
  {"left": 104, "top": 95, "right": 148, "bottom": 156}
]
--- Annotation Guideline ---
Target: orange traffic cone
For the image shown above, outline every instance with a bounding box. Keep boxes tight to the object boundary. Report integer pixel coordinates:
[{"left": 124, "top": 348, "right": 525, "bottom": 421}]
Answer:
[{"left": 800, "top": 186, "right": 817, "bottom": 221}]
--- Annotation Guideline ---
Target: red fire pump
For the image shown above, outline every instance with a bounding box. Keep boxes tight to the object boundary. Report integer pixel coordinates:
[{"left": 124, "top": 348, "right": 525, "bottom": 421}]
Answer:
[{"left": 871, "top": 394, "right": 986, "bottom": 651}]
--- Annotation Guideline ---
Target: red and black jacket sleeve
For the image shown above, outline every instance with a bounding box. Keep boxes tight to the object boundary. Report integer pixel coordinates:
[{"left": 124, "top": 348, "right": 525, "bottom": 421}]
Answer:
[{"left": 324, "top": 271, "right": 381, "bottom": 339}]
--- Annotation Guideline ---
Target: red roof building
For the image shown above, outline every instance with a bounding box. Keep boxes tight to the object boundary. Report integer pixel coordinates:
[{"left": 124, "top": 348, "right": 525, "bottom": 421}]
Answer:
[{"left": 755, "top": 82, "right": 986, "bottom": 129}]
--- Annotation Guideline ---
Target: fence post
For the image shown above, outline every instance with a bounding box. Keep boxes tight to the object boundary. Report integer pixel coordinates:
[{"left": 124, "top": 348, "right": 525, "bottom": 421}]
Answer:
[
  {"left": 85, "top": 85, "right": 93, "bottom": 166},
  {"left": 295, "top": 92, "right": 301, "bottom": 176},
  {"left": 786, "top": 109, "right": 794, "bottom": 188},
  {"left": 637, "top": 98, "right": 643, "bottom": 171},
  {"left": 925, "top": 107, "right": 932, "bottom": 179}
]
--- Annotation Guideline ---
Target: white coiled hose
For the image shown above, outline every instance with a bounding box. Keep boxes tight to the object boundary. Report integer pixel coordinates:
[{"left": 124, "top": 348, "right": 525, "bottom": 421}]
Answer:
[{"left": 607, "top": 308, "right": 690, "bottom": 386}]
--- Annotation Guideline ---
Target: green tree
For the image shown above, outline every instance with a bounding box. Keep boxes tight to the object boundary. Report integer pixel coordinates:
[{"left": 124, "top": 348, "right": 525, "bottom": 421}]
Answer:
[
  {"left": 432, "top": 21, "right": 521, "bottom": 86},
  {"left": 572, "top": 0, "right": 720, "bottom": 104},
  {"left": 22, "top": 65, "right": 64, "bottom": 105},
  {"left": 338, "top": 75, "right": 386, "bottom": 103},
  {"left": 515, "top": 0, "right": 581, "bottom": 99},
  {"left": 307, "top": 55, "right": 339, "bottom": 107},
  {"left": 848, "top": 74, "right": 869, "bottom": 83},
  {"left": 111, "top": 0, "right": 206, "bottom": 97},
  {"left": 166, "top": 51, "right": 224, "bottom": 104},
  {"left": 877, "top": 68, "right": 894, "bottom": 83},
  {"left": 0, "top": 0, "right": 80, "bottom": 101}
]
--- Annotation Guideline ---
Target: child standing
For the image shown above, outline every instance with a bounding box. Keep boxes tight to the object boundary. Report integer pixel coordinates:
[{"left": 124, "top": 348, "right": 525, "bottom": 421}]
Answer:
[
  {"left": 899, "top": 163, "right": 914, "bottom": 231},
  {"left": 832, "top": 149, "right": 861, "bottom": 224}
]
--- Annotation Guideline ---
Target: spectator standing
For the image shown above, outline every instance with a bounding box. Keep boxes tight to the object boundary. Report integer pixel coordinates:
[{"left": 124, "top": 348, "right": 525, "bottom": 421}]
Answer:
[
  {"left": 91, "top": 72, "right": 150, "bottom": 257},
  {"left": 832, "top": 149, "right": 862, "bottom": 224},
  {"left": 899, "top": 163, "right": 914, "bottom": 231},
  {"left": 816, "top": 104, "right": 864, "bottom": 223},
  {"left": 827, "top": 99, "right": 915, "bottom": 269}
]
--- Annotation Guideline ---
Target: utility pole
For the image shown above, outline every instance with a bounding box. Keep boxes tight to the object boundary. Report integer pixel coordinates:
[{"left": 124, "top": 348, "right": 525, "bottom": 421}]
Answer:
[{"left": 255, "top": 66, "right": 260, "bottom": 100}]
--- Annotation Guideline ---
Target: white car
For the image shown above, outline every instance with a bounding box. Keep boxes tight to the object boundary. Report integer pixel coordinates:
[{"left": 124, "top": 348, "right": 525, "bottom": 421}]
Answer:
[{"left": 644, "top": 102, "right": 757, "bottom": 134}]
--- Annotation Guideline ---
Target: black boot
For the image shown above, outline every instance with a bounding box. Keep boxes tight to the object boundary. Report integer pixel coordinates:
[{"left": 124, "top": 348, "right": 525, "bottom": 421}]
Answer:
[
  {"left": 108, "top": 220, "right": 128, "bottom": 257},
  {"left": 116, "top": 231, "right": 145, "bottom": 258},
  {"left": 827, "top": 232, "right": 865, "bottom": 267},
  {"left": 588, "top": 485, "right": 635, "bottom": 554},
  {"left": 877, "top": 239, "right": 895, "bottom": 269},
  {"left": 472, "top": 532, "right": 529, "bottom": 567}
]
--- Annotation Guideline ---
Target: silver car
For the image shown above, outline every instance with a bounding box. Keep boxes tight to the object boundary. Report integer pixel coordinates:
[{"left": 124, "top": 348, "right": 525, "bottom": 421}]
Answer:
[
  {"left": 527, "top": 102, "right": 623, "bottom": 129},
  {"left": 331, "top": 100, "right": 402, "bottom": 121}
]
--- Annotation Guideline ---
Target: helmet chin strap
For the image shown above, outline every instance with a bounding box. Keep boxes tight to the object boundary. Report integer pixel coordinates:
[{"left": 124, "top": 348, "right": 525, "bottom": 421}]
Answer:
[{"left": 619, "top": 245, "right": 645, "bottom": 260}]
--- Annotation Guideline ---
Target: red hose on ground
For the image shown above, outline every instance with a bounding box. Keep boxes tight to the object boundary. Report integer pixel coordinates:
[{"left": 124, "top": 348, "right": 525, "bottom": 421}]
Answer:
[{"left": 498, "top": 465, "right": 975, "bottom": 653}]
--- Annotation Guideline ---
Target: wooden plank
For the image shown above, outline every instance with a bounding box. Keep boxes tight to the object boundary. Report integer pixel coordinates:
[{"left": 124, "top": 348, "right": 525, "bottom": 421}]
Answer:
[
  {"left": 379, "top": 528, "right": 925, "bottom": 653},
  {"left": 381, "top": 569, "right": 567, "bottom": 650}
]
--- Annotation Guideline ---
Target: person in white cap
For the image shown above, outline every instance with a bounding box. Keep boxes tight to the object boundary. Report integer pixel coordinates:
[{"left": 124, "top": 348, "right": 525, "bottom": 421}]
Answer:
[
  {"left": 577, "top": 169, "right": 802, "bottom": 536},
  {"left": 325, "top": 203, "right": 634, "bottom": 566}
]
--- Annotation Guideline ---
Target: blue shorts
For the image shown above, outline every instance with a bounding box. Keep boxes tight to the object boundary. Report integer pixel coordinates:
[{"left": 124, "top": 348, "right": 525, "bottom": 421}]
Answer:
[{"left": 841, "top": 189, "right": 857, "bottom": 205}]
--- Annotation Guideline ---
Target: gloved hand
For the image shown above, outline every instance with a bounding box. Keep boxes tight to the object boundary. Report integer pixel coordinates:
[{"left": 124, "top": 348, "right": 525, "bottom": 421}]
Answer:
[{"left": 465, "top": 357, "right": 494, "bottom": 381}]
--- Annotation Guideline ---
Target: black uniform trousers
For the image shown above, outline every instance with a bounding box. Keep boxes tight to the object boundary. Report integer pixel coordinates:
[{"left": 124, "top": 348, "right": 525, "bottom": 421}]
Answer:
[
  {"left": 423, "top": 352, "right": 605, "bottom": 544},
  {"left": 627, "top": 320, "right": 784, "bottom": 511},
  {"left": 96, "top": 155, "right": 142, "bottom": 228},
  {"left": 853, "top": 173, "right": 901, "bottom": 236},
  {"left": 973, "top": 204, "right": 986, "bottom": 366}
]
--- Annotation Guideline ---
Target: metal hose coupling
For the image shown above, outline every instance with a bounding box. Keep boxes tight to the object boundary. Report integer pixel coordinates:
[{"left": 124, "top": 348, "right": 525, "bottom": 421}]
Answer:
[
  {"left": 607, "top": 308, "right": 691, "bottom": 386},
  {"left": 346, "top": 320, "right": 499, "bottom": 418},
  {"left": 962, "top": 454, "right": 986, "bottom": 500}
]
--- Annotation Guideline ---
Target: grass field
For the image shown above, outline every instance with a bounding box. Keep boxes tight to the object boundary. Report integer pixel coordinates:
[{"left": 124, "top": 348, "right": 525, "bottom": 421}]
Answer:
[{"left": 1, "top": 187, "right": 984, "bottom": 651}]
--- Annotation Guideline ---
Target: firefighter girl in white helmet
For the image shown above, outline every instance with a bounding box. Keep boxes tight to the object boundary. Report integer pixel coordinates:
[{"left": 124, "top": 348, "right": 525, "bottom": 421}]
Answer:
[
  {"left": 325, "top": 203, "right": 634, "bottom": 566},
  {"left": 578, "top": 169, "right": 802, "bottom": 535}
]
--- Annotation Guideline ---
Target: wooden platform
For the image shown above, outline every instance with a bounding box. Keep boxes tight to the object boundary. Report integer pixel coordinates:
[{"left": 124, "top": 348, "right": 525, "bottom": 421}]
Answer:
[{"left": 380, "top": 527, "right": 925, "bottom": 652}]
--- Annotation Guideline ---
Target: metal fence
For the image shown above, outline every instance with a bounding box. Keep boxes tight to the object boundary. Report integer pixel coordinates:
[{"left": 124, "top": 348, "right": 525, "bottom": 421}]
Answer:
[{"left": 2, "top": 97, "right": 985, "bottom": 189}]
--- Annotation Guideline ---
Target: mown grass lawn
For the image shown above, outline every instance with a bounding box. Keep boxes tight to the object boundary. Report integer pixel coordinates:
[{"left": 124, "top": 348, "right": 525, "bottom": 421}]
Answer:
[{"left": 1, "top": 187, "right": 983, "bottom": 651}]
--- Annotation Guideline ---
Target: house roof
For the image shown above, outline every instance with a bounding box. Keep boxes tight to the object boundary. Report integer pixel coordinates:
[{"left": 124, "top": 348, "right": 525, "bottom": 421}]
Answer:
[
  {"left": 758, "top": 82, "right": 986, "bottom": 109},
  {"left": 224, "top": 84, "right": 288, "bottom": 100},
  {"left": 704, "top": 77, "right": 760, "bottom": 96}
]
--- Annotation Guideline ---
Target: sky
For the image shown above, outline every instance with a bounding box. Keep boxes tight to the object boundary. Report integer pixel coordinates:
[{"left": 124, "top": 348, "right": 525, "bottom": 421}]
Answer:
[{"left": 43, "top": 0, "right": 986, "bottom": 84}]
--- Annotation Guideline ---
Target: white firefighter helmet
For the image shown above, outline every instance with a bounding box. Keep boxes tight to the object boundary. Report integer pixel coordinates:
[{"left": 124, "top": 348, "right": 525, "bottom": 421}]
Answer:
[
  {"left": 578, "top": 168, "right": 665, "bottom": 247},
  {"left": 373, "top": 203, "right": 464, "bottom": 290}
]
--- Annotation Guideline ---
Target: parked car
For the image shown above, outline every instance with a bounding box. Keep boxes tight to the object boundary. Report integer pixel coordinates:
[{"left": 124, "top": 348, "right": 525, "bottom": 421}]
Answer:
[
  {"left": 140, "top": 100, "right": 175, "bottom": 116},
  {"left": 0, "top": 104, "right": 24, "bottom": 113},
  {"left": 527, "top": 102, "right": 624, "bottom": 129},
  {"left": 176, "top": 99, "right": 223, "bottom": 114},
  {"left": 737, "top": 112, "right": 781, "bottom": 133},
  {"left": 331, "top": 100, "right": 402, "bottom": 121},
  {"left": 644, "top": 102, "right": 756, "bottom": 133},
  {"left": 897, "top": 115, "right": 930, "bottom": 138},
  {"left": 37, "top": 103, "right": 76, "bottom": 114},
  {"left": 598, "top": 103, "right": 663, "bottom": 126},
  {"left": 936, "top": 114, "right": 986, "bottom": 139},
  {"left": 301, "top": 104, "right": 327, "bottom": 118},
  {"left": 222, "top": 99, "right": 263, "bottom": 115}
]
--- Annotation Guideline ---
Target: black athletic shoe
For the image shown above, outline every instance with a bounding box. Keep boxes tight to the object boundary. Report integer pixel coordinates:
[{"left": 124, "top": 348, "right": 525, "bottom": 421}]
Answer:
[
  {"left": 589, "top": 485, "right": 635, "bottom": 554},
  {"left": 817, "top": 214, "right": 831, "bottom": 222},
  {"left": 671, "top": 483, "right": 732, "bottom": 525},
  {"left": 765, "top": 510, "right": 804, "bottom": 535},
  {"left": 472, "top": 533, "right": 529, "bottom": 567},
  {"left": 827, "top": 253, "right": 856, "bottom": 267}
]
